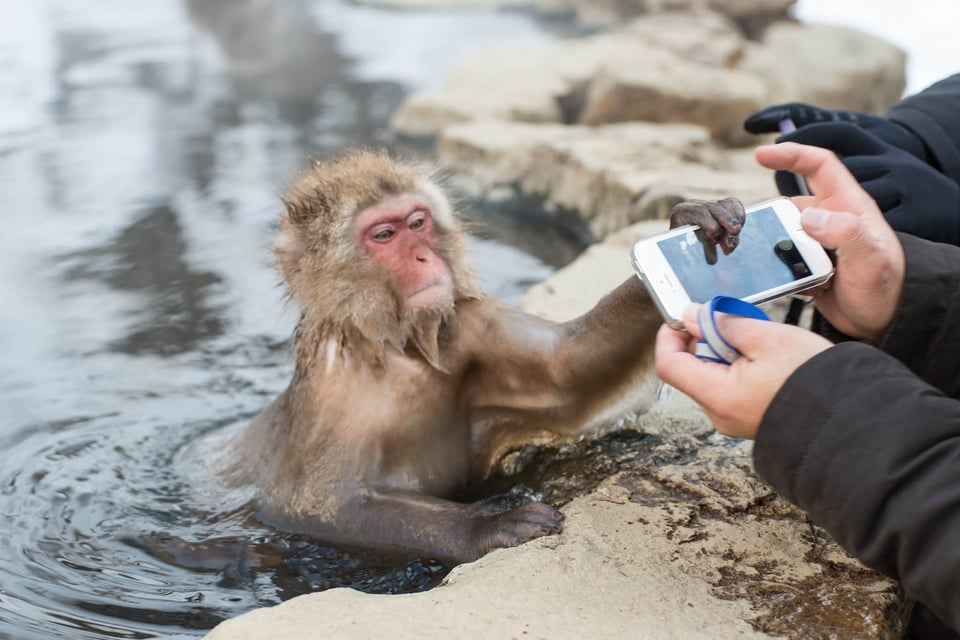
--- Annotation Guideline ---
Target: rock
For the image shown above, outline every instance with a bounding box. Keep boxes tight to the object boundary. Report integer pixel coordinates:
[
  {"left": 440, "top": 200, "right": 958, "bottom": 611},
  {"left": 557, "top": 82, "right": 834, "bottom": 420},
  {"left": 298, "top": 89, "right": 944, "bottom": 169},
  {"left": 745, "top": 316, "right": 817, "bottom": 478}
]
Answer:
[
  {"left": 390, "top": 47, "right": 569, "bottom": 136},
  {"left": 609, "top": 10, "right": 745, "bottom": 67},
  {"left": 437, "top": 120, "right": 776, "bottom": 238},
  {"left": 391, "top": 12, "right": 905, "bottom": 147},
  {"left": 391, "top": 11, "right": 749, "bottom": 139},
  {"left": 519, "top": 219, "right": 668, "bottom": 320},
  {"left": 578, "top": 47, "right": 769, "bottom": 145},
  {"left": 741, "top": 22, "right": 906, "bottom": 113}
]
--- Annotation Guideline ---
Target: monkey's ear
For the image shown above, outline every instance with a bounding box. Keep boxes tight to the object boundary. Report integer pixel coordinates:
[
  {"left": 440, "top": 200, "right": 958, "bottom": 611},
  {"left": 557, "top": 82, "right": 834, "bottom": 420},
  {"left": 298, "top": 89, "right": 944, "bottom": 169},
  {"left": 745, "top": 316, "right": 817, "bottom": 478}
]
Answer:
[{"left": 273, "top": 225, "right": 305, "bottom": 290}]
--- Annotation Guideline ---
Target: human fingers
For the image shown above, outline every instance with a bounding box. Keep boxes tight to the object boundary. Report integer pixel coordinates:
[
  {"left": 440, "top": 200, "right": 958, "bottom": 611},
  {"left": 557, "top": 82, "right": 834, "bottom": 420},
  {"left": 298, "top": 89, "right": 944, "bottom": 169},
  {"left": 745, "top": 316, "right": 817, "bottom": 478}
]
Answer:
[
  {"left": 654, "top": 321, "right": 697, "bottom": 359},
  {"left": 800, "top": 207, "right": 904, "bottom": 338},
  {"left": 658, "top": 311, "right": 830, "bottom": 439},
  {"left": 654, "top": 322, "right": 730, "bottom": 398},
  {"left": 755, "top": 143, "right": 881, "bottom": 217}
]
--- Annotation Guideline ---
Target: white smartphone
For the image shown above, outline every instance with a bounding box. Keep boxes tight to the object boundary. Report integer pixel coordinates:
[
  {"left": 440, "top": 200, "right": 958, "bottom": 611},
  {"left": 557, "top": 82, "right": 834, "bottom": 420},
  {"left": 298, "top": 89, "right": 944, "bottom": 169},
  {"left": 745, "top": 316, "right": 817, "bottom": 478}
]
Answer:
[{"left": 630, "top": 197, "right": 834, "bottom": 327}]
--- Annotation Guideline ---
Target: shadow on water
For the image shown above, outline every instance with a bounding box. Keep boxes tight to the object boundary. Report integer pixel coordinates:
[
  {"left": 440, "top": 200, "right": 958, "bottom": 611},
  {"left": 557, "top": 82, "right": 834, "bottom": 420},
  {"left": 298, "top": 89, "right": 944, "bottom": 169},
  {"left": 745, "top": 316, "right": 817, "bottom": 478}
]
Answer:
[{"left": 0, "top": 1, "right": 587, "bottom": 638}]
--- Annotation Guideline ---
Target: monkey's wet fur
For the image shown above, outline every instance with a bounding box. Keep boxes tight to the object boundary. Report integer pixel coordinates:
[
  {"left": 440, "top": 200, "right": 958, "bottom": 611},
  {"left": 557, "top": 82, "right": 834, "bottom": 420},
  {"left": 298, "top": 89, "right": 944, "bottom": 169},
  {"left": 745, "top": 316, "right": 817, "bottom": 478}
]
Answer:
[{"left": 219, "top": 149, "right": 745, "bottom": 562}]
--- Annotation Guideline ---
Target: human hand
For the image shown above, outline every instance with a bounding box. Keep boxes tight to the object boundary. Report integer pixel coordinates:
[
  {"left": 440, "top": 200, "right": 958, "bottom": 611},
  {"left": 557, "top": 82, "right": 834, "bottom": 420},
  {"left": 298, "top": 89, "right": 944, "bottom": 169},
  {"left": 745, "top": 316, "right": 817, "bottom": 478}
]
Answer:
[
  {"left": 654, "top": 306, "right": 832, "bottom": 439},
  {"left": 743, "top": 102, "right": 929, "bottom": 161},
  {"left": 768, "top": 123, "right": 960, "bottom": 245},
  {"left": 755, "top": 142, "right": 906, "bottom": 339}
]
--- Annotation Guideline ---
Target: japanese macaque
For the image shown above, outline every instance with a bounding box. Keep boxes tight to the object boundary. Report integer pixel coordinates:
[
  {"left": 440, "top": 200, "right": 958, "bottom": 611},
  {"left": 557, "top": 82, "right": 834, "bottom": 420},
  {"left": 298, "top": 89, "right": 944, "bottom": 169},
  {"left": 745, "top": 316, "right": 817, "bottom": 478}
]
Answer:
[{"left": 222, "top": 149, "right": 744, "bottom": 563}]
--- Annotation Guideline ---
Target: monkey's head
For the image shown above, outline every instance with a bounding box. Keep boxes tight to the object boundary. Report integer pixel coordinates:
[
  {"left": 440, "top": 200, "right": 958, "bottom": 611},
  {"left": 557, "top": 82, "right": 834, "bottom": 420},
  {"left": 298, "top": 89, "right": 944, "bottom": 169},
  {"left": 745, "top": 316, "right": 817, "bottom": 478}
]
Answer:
[{"left": 274, "top": 149, "right": 482, "bottom": 371}]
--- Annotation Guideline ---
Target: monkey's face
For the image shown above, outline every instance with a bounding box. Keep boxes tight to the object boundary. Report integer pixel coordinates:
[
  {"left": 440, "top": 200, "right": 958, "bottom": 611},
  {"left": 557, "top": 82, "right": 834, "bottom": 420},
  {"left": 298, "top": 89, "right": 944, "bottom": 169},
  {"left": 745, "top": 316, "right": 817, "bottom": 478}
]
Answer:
[{"left": 355, "top": 195, "right": 454, "bottom": 313}]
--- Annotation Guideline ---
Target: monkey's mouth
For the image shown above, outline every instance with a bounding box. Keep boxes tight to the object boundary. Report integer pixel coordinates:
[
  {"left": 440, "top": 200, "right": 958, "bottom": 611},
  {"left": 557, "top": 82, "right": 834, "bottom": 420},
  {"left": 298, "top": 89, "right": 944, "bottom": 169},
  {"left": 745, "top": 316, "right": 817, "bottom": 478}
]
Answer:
[{"left": 407, "top": 282, "right": 454, "bottom": 309}]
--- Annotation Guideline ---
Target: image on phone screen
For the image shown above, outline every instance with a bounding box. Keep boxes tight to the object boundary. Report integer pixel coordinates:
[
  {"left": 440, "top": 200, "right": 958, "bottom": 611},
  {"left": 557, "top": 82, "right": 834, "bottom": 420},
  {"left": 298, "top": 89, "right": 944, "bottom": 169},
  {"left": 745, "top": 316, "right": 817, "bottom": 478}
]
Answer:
[{"left": 656, "top": 205, "right": 813, "bottom": 303}]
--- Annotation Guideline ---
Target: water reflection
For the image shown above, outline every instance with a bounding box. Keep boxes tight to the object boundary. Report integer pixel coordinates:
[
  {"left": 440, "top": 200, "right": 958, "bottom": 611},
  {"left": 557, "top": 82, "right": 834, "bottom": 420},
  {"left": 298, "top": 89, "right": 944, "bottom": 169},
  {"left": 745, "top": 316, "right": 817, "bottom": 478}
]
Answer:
[{"left": 62, "top": 205, "right": 226, "bottom": 356}]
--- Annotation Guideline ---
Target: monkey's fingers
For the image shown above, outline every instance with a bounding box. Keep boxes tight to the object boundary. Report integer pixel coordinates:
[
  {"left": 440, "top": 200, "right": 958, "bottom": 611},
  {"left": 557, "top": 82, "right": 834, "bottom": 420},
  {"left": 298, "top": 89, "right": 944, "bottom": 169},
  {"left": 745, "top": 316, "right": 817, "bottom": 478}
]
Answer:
[
  {"left": 669, "top": 198, "right": 744, "bottom": 255},
  {"left": 481, "top": 503, "right": 564, "bottom": 552}
]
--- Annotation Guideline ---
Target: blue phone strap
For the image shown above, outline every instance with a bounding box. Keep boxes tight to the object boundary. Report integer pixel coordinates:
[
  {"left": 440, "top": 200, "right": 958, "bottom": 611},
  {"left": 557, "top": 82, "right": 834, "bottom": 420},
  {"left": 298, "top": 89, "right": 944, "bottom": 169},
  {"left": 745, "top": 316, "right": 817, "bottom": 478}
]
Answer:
[{"left": 695, "top": 295, "right": 770, "bottom": 364}]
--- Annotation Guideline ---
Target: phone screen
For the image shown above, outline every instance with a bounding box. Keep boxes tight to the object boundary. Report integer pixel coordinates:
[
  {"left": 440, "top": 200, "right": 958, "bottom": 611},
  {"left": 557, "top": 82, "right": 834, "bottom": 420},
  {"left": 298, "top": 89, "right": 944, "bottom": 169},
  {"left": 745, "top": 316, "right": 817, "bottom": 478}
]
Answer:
[{"left": 657, "top": 205, "right": 813, "bottom": 303}]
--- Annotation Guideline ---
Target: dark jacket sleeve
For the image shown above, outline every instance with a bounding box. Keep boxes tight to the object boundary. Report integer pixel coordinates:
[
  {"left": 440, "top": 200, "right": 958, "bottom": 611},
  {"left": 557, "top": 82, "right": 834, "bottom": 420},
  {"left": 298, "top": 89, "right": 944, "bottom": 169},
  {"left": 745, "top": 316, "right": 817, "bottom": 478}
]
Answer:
[
  {"left": 753, "top": 232, "right": 960, "bottom": 633},
  {"left": 877, "top": 232, "right": 960, "bottom": 395},
  {"left": 887, "top": 73, "right": 960, "bottom": 185}
]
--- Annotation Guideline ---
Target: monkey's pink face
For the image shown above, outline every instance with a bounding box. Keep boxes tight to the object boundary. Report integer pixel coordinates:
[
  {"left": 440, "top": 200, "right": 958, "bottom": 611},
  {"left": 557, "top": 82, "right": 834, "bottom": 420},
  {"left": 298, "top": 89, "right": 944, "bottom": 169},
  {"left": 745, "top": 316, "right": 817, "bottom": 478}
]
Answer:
[{"left": 355, "top": 196, "right": 454, "bottom": 311}]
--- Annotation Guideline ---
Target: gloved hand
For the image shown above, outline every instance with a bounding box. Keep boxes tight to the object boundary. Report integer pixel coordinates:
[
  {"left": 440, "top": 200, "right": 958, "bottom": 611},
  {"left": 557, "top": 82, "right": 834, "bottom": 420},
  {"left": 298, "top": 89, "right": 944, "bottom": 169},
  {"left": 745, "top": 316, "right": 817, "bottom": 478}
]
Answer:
[
  {"left": 744, "top": 102, "right": 931, "bottom": 164},
  {"left": 774, "top": 122, "right": 960, "bottom": 246}
]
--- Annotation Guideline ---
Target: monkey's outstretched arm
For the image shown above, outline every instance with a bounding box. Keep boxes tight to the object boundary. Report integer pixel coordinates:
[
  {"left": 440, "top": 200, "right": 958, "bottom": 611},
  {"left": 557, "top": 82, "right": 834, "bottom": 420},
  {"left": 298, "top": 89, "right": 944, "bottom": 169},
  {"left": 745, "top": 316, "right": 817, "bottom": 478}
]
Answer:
[
  {"left": 464, "top": 197, "right": 745, "bottom": 432},
  {"left": 463, "top": 276, "right": 662, "bottom": 433}
]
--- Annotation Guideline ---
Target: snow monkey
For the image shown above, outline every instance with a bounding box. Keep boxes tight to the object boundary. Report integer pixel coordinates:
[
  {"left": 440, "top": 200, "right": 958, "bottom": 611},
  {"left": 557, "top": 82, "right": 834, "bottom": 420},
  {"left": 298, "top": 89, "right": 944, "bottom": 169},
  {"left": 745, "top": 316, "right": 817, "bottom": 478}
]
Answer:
[{"left": 222, "top": 149, "right": 745, "bottom": 562}]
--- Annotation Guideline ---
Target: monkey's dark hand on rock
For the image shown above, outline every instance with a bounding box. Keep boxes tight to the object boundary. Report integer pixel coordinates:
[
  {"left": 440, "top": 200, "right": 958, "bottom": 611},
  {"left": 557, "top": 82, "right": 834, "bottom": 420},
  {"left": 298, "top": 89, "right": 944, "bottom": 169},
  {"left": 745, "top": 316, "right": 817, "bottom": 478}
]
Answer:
[
  {"left": 669, "top": 196, "right": 745, "bottom": 265},
  {"left": 470, "top": 501, "right": 564, "bottom": 560},
  {"left": 744, "top": 102, "right": 931, "bottom": 162}
]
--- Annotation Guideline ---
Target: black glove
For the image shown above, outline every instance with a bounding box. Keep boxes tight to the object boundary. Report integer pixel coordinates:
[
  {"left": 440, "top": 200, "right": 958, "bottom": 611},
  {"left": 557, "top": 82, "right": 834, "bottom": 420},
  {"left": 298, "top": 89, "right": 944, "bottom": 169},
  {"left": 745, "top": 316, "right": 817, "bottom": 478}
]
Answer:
[
  {"left": 774, "top": 122, "right": 960, "bottom": 246},
  {"left": 744, "top": 102, "right": 931, "bottom": 164}
]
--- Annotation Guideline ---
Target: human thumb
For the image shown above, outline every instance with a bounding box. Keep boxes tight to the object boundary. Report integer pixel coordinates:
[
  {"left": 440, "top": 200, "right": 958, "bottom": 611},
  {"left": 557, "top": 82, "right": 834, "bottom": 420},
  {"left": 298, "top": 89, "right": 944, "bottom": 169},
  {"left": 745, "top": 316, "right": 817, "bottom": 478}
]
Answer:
[
  {"left": 705, "top": 313, "right": 787, "bottom": 361},
  {"left": 800, "top": 206, "right": 873, "bottom": 259},
  {"left": 685, "top": 304, "right": 811, "bottom": 362},
  {"left": 706, "top": 313, "right": 831, "bottom": 383}
]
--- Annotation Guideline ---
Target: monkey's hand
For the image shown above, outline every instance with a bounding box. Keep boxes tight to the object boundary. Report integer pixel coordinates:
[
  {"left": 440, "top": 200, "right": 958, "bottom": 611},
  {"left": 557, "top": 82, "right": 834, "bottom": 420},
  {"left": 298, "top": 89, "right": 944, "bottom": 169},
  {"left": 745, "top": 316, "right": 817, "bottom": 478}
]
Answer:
[
  {"left": 469, "top": 499, "right": 563, "bottom": 560},
  {"left": 669, "top": 197, "right": 745, "bottom": 264}
]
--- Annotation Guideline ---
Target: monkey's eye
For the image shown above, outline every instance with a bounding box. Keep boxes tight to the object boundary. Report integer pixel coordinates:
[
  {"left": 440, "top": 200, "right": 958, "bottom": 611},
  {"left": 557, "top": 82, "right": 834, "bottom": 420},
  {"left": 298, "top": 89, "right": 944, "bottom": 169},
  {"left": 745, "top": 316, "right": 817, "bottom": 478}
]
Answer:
[
  {"left": 372, "top": 228, "right": 395, "bottom": 241},
  {"left": 409, "top": 218, "right": 425, "bottom": 231}
]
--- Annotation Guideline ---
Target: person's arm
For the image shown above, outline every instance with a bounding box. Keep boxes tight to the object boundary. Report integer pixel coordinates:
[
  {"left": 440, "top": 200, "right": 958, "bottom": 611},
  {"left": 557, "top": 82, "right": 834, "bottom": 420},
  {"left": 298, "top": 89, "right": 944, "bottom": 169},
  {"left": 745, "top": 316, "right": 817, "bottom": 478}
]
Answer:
[
  {"left": 876, "top": 232, "right": 960, "bottom": 396},
  {"left": 887, "top": 73, "right": 960, "bottom": 184},
  {"left": 754, "top": 342, "right": 960, "bottom": 633}
]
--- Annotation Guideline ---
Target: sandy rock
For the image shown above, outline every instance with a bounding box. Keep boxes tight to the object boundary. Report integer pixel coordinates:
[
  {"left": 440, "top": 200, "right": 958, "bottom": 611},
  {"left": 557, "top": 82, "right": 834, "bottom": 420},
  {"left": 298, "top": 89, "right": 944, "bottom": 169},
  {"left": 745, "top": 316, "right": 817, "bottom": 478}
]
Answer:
[
  {"left": 741, "top": 22, "right": 907, "bottom": 113},
  {"left": 438, "top": 120, "right": 776, "bottom": 238},
  {"left": 578, "top": 47, "right": 769, "bottom": 146},
  {"left": 518, "top": 219, "right": 666, "bottom": 320},
  {"left": 392, "top": 11, "right": 749, "bottom": 139},
  {"left": 390, "top": 47, "right": 569, "bottom": 136},
  {"left": 392, "top": 12, "right": 905, "bottom": 145},
  {"left": 610, "top": 10, "right": 745, "bottom": 67}
]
